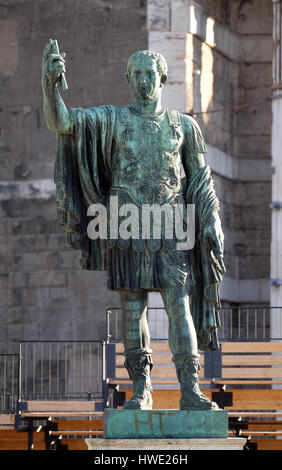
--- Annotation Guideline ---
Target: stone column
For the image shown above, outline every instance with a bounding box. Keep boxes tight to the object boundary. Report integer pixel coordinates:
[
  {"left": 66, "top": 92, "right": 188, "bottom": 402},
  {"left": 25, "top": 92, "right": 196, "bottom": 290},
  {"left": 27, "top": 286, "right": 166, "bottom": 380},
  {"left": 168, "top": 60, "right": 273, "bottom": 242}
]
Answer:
[
  {"left": 147, "top": 0, "right": 273, "bottom": 313},
  {"left": 147, "top": 0, "right": 190, "bottom": 111},
  {"left": 271, "top": 0, "right": 282, "bottom": 338}
]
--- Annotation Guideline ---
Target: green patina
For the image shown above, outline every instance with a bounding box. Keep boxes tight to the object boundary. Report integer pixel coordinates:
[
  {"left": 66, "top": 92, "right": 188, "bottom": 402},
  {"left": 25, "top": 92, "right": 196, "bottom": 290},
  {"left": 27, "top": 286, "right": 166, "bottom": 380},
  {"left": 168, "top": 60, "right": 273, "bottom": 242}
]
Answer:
[
  {"left": 104, "top": 409, "right": 228, "bottom": 439},
  {"left": 42, "top": 40, "right": 225, "bottom": 412}
]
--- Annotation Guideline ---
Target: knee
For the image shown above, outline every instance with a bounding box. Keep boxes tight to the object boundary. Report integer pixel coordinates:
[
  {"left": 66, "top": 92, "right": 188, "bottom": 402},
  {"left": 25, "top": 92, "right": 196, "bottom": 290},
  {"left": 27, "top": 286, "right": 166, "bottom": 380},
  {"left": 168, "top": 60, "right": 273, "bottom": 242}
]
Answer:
[
  {"left": 172, "top": 304, "right": 188, "bottom": 321},
  {"left": 167, "top": 297, "right": 190, "bottom": 321}
]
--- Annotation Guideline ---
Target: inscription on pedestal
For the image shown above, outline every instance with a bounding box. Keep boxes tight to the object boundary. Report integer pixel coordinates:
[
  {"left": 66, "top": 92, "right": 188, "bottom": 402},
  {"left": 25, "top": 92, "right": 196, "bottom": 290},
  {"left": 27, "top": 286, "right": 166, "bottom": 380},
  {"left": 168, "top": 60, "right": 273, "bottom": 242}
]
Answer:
[{"left": 104, "top": 409, "right": 228, "bottom": 439}]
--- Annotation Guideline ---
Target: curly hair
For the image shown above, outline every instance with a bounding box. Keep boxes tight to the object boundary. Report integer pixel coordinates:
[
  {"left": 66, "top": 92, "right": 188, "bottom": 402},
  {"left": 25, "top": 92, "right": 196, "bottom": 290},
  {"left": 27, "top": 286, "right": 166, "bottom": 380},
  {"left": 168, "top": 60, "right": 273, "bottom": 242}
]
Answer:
[{"left": 127, "top": 50, "right": 168, "bottom": 82}]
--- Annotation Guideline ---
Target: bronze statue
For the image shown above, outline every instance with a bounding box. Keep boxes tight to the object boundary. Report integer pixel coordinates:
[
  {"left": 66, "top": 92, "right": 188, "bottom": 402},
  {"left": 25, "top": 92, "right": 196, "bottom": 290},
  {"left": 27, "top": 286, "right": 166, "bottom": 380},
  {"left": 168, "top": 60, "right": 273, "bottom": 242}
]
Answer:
[{"left": 42, "top": 39, "right": 225, "bottom": 411}]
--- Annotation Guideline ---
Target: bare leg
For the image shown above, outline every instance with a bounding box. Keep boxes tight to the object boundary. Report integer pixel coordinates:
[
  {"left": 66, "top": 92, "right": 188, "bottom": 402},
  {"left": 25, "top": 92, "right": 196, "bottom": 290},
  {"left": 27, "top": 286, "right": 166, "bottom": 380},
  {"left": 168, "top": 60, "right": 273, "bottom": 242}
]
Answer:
[
  {"left": 160, "top": 285, "right": 198, "bottom": 358},
  {"left": 120, "top": 290, "right": 150, "bottom": 352},
  {"left": 160, "top": 285, "right": 218, "bottom": 410},
  {"left": 119, "top": 290, "right": 153, "bottom": 410}
]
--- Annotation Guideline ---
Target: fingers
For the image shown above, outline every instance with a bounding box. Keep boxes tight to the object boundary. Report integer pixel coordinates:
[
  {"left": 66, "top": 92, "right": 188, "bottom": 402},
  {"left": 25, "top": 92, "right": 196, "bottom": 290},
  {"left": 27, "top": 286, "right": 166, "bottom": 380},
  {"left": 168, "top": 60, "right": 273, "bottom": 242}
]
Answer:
[
  {"left": 42, "top": 40, "right": 68, "bottom": 89},
  {"left": 46, "top": 53, "right": 66, "bottom": 74},
  {"left": 211, "top": 252, "right": 226, "bottom": 274},
  {"left": 198, "top": 217, "right": 225, "bottom": 274},
  {"left": 48, "top": 53, "right": 65, "bottom": 66},
  {"left": 202, "top": 224, "right": 223, "bottom": 258},
  {"left": 48, "top": 53, "right": 65, "bottom": 64},
  {"left": 43, "top": 40, "right": 66, "bottom": 63},
  {"left": 208, "top": 237, "right": 222, "bottom": 258},
  {"left": 42, "top": 39, "right": 53, "bottom": 58}
]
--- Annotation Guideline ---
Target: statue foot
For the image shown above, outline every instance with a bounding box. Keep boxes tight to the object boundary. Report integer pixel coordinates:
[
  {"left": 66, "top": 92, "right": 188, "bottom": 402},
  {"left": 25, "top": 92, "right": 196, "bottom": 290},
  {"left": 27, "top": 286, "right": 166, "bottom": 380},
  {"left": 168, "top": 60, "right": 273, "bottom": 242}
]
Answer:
[
  {"left": 123, "top": 349, "right": 153, "bottom": 410},
  {"left": 174, "top": 355, "right": 220, "bottom": 410},
  {"left": 123, "top": 391, "right": 153, "bottom": 410},
  {"left": 180, "top": 392, "right": 218, "bottom": 410}
]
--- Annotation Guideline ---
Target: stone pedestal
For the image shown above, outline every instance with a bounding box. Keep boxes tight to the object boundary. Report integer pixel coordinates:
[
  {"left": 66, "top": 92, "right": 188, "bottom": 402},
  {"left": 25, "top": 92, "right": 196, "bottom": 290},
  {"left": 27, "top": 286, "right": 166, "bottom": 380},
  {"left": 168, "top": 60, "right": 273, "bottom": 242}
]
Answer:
[
  {"left": 103, "top": 409, "right": 228, "bottom": 439},
  {"left": 85, "top": 409, "right": 246, "bottom": 451},
  {"left": 85, "top": 437, "right": 246, "bottom": 451}
]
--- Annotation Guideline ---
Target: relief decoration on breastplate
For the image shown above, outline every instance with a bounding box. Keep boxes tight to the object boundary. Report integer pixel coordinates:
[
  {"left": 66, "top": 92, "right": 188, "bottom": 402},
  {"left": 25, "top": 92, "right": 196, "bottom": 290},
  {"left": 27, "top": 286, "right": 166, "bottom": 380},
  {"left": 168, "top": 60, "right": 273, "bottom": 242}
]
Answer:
[{"left": 112, "top": 107, "right": 184, "bottom": 206}]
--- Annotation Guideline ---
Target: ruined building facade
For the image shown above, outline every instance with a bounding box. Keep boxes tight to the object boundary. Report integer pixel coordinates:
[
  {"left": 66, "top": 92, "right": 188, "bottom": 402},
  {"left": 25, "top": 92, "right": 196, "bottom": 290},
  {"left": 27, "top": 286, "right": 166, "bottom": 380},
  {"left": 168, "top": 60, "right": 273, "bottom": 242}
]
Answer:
[{"left": 0, "top": 0, "right": 280, "bottom": 351}]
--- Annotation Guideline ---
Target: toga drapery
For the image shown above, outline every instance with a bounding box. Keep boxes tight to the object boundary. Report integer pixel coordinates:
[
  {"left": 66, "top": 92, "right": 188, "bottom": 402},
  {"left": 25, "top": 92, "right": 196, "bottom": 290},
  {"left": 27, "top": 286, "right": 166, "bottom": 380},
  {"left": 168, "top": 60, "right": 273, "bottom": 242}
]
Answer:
[{"left": 54, "top": 105, "right": 225, "bottom": 350}]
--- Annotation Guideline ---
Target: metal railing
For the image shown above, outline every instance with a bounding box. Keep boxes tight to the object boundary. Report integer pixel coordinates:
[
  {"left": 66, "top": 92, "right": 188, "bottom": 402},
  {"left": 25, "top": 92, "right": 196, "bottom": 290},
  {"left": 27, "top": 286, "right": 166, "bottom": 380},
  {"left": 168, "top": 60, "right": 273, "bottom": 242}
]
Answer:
[
  {"left": 0, "top": 354, "right": 19, "bottom": 413},
  {"left": 106, "top": 306, "right": 277, "bottom": 343},
  {"left": 0, "top": 306, "right": 279, "bottom": 413},
  {"left": 219, "top": 306, "right": 273, "bottom": 341},
  {"left": 18, "top": 341, "right": 105, "bottom": 402}
]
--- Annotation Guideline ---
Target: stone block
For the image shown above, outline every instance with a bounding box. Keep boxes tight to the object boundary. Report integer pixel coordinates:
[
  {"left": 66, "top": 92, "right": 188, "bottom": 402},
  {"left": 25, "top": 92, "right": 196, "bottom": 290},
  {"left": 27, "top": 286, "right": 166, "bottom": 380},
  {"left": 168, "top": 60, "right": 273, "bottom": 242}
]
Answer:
[
  {"left": 220, "top": 277, "right": 270, "bottom": 304},
  {"left": 0, "top": 288, "right": 8, "bottom": 307},
  {"left": 239, "top": 62, "right": 272, "bottom": 89},
  {"left": 28, "top": 270, "right": 67, "bottom": 288},
  {"left": 3, "top": 306, "right": 30, "bottom": 325},
  {"left": 0, "top": 20, "right": 18, "bottom": 76},
  {"left": 7, "top": 252, "right": 38, "bottom": 272},
  {"left": 104, "top": 409, "right": 228, "bottom": 439},
  {"left": 171, "top": 0, "right": 190, "bottom": 32},
  {"left": 196, "top": 0, "right": 229, "bottom": 27},
  {"left": 35, "top": 286, "right": 74, "bottom": 310},
  {"left": 235, "top": 110, "right": 269, "bottom": 138},
  {"left": 5, "top": 233, "right": 66, "bottom": 254},
  {"left": 234, "top": 135, "right": 271, "bottom": 161},
  {"left": 6, "top": 324, "right": 24, "bottom": 342},
  {"left": 9, "top": 216, "right": 49, "bottom": 235},
  {"left": 230, "top": 0, "right": 273, "bottom": 35},
  {"left": 162, "top": 82, "right": 187, "bottom": 112},
  {"left": 149, "top": 31, "right": 188, "bottom": 64},
  {"left": 238, "top": 254, "right": 270, "bottom": 279},
  {"left": 0, "top": 273, "right": 9, "bottom": 289},
  {"left": 147, "top": 0, "right": 170, "bottom": 31},
  {"left": 86, "top": 437, "right": 246, "bottom": 451}
]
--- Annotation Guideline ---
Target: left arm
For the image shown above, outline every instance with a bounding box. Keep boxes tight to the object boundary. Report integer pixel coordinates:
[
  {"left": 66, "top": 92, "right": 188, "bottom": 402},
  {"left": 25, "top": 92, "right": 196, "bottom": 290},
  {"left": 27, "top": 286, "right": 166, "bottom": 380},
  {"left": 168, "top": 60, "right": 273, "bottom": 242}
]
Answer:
[{"left": 181, "top": 116, "right": 224, "bottom": 268}]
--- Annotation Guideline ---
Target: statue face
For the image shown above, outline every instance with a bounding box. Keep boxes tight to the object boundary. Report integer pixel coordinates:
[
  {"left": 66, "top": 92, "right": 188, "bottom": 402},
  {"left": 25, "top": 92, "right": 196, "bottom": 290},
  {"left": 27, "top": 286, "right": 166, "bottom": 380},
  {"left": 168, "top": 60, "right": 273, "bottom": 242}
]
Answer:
[{"left": 128, "top": 55, "right": 163, "bottom": 100}]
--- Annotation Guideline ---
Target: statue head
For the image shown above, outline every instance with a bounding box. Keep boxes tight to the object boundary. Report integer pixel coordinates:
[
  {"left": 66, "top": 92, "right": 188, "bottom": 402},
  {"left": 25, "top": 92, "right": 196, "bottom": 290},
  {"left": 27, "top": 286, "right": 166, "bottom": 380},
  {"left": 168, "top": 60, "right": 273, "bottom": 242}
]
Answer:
[{"left": 126, "top": 50, "right": 168, "bottom": 100}]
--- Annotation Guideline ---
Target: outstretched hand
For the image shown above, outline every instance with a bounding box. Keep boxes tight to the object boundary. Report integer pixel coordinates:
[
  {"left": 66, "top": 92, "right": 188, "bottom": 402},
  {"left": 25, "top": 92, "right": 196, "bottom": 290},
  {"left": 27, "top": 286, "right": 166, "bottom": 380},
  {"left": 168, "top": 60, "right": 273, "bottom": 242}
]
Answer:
[{"left": 42, "top": 39, "right": 66, "bottom": 88}]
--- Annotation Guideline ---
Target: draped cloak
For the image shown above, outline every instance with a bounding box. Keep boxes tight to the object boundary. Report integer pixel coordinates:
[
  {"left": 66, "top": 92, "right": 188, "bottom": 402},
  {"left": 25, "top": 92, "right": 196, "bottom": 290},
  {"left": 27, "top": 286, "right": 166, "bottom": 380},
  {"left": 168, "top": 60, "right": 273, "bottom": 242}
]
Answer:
[{"left": 54, "top": 105, "right": 225, "bottom": 350}]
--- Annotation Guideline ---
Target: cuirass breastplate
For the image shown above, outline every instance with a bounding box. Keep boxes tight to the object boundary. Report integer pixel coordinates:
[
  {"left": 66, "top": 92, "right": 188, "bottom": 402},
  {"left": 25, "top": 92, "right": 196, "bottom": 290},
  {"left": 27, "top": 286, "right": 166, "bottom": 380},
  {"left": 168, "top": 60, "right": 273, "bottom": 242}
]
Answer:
[
  {"left": 111, "top": 106, "right": 184, "bottom": 206},
  {"left": 105, "top": 107, "right": 188, "bottom": 252}
]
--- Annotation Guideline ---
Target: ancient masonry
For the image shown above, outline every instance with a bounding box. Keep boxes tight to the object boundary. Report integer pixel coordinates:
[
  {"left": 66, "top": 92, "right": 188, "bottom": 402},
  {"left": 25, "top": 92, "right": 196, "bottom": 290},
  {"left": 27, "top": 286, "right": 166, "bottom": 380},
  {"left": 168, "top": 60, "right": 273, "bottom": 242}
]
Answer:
[
  {"left": 0, "top": 0, "right": 277, "bottom": 351},
  {"left": 147, "top": 0, "right": 273, "bottom": 309}
]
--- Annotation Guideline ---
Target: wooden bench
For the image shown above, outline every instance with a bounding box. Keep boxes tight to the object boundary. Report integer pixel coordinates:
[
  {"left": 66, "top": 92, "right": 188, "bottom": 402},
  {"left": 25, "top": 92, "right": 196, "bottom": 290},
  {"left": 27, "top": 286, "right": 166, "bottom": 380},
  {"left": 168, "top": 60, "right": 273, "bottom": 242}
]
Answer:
[
  {"left": 48, "top": 420, "right": 104, "bottom": 450},
  {"left": 227, "top": 412, "right": 282, "bottom": 450},
  {"left": 212, "top": 341, "right": 282, "bottom": 450},
  {"left": 108, "top": 340, "right": 282, "bottom": 401},
  {"left": 16, "top": 400, "right": 103, "bottom": 450},
  {"left": 107, "top": 342, "right": 214, "bottom": 409},
  {"left": 14, "top": 341, "right": 282, "bottom": 450},
  {"left": 107, "top": 341, "right": 282, "bottom": 450}
]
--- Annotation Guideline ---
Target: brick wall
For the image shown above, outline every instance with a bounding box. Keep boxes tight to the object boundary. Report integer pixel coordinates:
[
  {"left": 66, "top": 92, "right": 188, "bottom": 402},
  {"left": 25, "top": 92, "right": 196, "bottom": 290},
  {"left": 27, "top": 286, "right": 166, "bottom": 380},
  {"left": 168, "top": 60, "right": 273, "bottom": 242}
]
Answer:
[
  {"left": 229, "top": 0, "right": 272, "bottom": 285},
  {"left": 147, "top": 0, "right": 272, "bottom": 305},
  {"left": 195, "top": 0, "right": 272, "bottom": 295},
  {"left": 0, "top": 0, "right": 274, "bottom": 352},
  {"left": 0, "top": 0, "right": 147, "bottom": 352}
]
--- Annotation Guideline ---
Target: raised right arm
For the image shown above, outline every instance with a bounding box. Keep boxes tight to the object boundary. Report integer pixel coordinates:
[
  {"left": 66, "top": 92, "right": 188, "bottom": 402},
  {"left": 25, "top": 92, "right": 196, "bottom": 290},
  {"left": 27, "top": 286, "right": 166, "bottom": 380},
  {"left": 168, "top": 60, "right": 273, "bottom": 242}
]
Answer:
[{"left": 41, "top": 39, "right": 72, "bottom": 134}]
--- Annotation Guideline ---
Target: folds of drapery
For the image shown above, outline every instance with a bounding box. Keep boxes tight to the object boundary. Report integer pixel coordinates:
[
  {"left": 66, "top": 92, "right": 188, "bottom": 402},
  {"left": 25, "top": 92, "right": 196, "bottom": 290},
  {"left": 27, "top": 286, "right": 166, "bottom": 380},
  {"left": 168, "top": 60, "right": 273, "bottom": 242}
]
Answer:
[
  {"left": 183, "top": 113, "right": 208, "bottom": 156},
  {"left": 54, "top": 106, "right": 210, "bottom": 267},
  {"left": 54, "top": 105, "right": 225, "bottom": 350},
  {"left": 54, "top": 105, "right": 115, "bottom": 270},
  {"left": 186, "top": 165, "right": 226, "bottom": 351}
]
